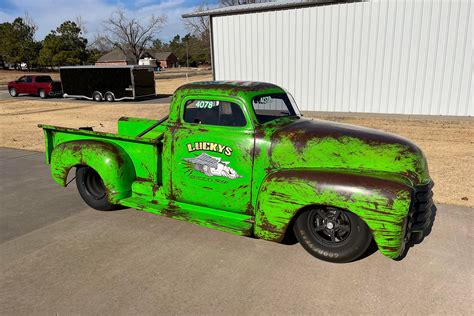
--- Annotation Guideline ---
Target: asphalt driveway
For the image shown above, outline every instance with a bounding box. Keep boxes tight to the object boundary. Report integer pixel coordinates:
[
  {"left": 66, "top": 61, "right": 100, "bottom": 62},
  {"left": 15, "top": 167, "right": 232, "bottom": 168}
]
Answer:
[
  {"left": 0, "top": 88, "right": 172, "bottom": 104},
  {"left": 0, "top": 148, "right": 472, "bottom": 314}
]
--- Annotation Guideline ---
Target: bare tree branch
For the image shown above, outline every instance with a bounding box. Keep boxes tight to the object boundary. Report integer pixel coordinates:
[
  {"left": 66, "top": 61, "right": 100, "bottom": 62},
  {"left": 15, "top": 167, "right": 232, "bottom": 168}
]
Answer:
[
  {"left": 102, "top": 10, "right": 167, "bottom": 63},
  {"left": 23, "top": 12, "right": 38, "bottom": 34}
]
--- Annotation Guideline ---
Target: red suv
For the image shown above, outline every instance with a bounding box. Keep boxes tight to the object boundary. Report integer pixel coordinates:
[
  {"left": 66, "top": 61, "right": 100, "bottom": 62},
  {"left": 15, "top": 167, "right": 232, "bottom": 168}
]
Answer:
[{"left": 8, "top": 75, "right": 62, "bottom": 99}]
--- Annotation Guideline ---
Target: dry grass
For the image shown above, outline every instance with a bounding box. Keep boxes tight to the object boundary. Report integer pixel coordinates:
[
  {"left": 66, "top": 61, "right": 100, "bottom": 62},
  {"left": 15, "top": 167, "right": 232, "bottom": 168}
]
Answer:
[
  {"left": 155, "top": 74, "right": 212, "bottom": 95},
  {"left": 0, "top": 96, "right": 472, "bottom": 208}
]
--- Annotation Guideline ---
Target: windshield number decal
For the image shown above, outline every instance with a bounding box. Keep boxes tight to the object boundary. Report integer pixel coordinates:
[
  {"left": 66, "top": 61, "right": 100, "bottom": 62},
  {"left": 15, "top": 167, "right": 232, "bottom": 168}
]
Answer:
[{"left": 255, "top": 96, "right": 272, "bottom": 105}]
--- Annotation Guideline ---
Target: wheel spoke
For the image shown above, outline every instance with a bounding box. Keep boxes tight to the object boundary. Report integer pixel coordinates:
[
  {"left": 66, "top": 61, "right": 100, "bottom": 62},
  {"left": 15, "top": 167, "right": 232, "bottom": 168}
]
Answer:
[
  {"left": 314, "top": 224, "right": 325, "bottom": 231},
  {"left": 330, "top": 231, "right": 336, "bottom": 242},
  {"left": 334, "top": 209, "right": 341, "bottom": 220},
  {"left": 316, "top": 209, "right": 327, "bottom": 220},
  {"left": 338, "top": 225, "right": 350, "bottom": 232}
]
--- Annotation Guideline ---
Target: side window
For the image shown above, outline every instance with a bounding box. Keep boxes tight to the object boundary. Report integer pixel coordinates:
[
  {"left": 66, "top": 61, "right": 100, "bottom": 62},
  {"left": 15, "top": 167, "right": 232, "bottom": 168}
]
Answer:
[
  {"left": 17, "top": 76, "right": 26, "bottom": 83},
  {"left": 183, "top": 100, "right": 246, "bottom": 127},
  {"left": 26, "top": 76, "right": 33, "bottom": 83}
]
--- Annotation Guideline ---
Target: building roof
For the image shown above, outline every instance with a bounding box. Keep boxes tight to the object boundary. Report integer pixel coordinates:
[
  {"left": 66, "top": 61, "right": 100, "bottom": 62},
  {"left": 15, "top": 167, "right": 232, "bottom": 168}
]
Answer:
[
  {"left": 144, "top": 50, "right": 175, "bottom": 60},
  {"left": 96, "top": 48, "right": 136, "bottom": 63},
  {"left": 182, "top": 0, "right": 352, "bottom": 18}
]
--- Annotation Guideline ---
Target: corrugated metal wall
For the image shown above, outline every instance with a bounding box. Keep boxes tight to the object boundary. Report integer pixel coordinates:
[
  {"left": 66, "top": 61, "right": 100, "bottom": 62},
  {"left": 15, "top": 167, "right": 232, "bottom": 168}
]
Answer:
[{"left": 212, "top": 0, "right": 473, "bottom": 116}]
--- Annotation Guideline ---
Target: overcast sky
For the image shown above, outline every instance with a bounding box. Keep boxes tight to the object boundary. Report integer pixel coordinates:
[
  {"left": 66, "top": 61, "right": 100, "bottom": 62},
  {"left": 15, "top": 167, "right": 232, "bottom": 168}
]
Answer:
[{"left": 0, "top": 0, "right": 219, "bottom": 42}]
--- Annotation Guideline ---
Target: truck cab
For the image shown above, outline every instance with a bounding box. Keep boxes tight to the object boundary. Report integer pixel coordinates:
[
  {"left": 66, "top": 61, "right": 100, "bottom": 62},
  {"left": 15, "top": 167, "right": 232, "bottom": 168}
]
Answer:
[{"left": 39, "top": 81, "right": 434, "bottom": 263}]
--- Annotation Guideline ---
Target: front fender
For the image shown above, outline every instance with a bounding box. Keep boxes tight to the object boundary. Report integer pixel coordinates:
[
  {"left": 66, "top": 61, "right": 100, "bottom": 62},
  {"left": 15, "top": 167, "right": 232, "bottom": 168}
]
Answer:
[
  {"left": 254, "top": 170, "right": 414, "bottom": 259},
  {"left": 50, "top": 140, "right": 136, "bottom": 203}
]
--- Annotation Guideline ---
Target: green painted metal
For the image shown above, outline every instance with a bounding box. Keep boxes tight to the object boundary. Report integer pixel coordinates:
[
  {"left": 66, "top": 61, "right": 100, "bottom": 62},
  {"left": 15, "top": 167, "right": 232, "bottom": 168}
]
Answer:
[{"left": 39, "top": 81, "right": 433, "bottom": 259}]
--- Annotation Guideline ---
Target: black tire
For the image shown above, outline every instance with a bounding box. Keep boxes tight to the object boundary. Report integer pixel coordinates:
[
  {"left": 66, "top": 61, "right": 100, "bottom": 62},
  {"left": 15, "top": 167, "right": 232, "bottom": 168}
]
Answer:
[
  {"left": 76, "top": 166, "right": 118, "bottom": 211},
  {"left": 92, "top": 91, "right": 102, "bottom": 102},
  {"left": 9, "top": 88, "right": 17, "bottom": 97},
  {"left": 104, "top": 92, "right": 115, "bottom": 102},
  {"left": 39, "top": 89, "right": 46, "bottom": 99},
  {"left": 293, "top": 207, "right": 372, "bottom": 263}
]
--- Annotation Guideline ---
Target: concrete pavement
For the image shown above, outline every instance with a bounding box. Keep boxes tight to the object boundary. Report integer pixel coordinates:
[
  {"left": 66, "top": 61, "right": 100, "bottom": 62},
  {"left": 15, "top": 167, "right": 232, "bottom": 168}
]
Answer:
[{"left": 1, "top": 148, "right": 473, "bottom": 314}]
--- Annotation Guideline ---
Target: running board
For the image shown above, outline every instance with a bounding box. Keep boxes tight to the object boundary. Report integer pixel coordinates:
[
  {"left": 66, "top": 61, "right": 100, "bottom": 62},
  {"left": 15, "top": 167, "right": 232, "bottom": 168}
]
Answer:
[{"left": 119, "top": 196, "right": 254, "bottom": 236}]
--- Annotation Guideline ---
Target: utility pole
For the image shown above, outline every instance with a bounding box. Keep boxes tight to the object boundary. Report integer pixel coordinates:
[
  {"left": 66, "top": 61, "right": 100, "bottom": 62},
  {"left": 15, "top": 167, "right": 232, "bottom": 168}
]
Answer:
[{"left": 186, "top": 40, "right": 189, "bottom": 68}]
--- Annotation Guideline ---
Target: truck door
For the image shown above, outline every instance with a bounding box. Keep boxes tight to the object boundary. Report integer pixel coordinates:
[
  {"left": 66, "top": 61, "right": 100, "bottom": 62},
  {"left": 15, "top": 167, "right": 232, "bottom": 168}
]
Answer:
[
  {"left": 170, "top": 97, "right": 254, "bottom": 215},
  {"left": 25, "top": 76, "right": 34, "bottom": 94},
  {"left": 15, "top": 76, "right": 28, "bottom": 94}
]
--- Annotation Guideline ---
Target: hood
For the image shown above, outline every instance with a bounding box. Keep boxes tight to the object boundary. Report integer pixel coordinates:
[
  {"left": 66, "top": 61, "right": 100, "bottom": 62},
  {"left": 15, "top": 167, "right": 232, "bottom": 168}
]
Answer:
[{"left": 268, "top": 118, "right": 430, "bottom": 186}]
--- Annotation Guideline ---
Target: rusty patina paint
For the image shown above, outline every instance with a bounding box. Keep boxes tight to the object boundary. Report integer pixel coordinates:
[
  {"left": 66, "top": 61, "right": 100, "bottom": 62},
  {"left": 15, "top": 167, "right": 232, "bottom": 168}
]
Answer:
[
  {"left": 39, "top": 81, "right": 433, "bottom": 260},
  {"left": 50, "top": 140, "right": 136, "bottom": 203},
  {"left": 254, "top": 170, "right": 414, "bottom": 258}
]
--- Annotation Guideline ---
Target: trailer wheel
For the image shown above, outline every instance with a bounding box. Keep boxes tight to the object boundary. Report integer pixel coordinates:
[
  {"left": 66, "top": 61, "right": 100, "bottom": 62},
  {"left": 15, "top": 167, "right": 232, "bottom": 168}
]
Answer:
[
  {"left": 92, "top": 91, "right": 103, "bottom": 102},
  {"left": 105, "top": 92, "right": 115, "bottom": 102},
  {"left": 9, "top": 88, "right": 17, "bottom": 97},
  {"left": 293, "top": 207, "right": 372, "bottom": 263},
  {"left": 76, "top": 166, "right": 119, "bottom": 211},
  {"left": 39, "top": 89, "right": 46, "bottom": 99}
]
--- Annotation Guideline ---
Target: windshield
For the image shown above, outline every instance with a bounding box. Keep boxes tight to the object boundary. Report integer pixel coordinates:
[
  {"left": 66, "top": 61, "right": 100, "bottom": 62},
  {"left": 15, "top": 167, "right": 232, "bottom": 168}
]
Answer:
[{"left": 251, "top": 93, "right": 301, "bottom": 124}]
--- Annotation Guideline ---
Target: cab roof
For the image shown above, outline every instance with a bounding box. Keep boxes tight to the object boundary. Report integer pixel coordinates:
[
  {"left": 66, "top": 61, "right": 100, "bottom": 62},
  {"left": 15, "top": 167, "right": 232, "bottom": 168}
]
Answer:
[{"left": 176, "top": 81, "right": 284, "bottom": 93}]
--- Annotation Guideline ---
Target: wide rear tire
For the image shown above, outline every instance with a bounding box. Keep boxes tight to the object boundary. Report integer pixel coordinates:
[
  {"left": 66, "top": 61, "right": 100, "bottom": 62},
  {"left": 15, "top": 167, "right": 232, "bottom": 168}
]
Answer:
[
  {"left": 293, "top": 207, "right": 372, "bottom": 263},
  {"left": 76, "top": 166, "right": 119, "bottom": 211}
]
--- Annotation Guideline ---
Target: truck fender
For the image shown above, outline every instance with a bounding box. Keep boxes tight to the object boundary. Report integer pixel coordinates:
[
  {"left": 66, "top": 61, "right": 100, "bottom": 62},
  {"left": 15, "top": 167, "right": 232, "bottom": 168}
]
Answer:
[
  {"left": 50, "top": 140, "right": 136, "bottom": 203},
  {"left": 254, "top": 170, "right": 413, "bottom": 259}
]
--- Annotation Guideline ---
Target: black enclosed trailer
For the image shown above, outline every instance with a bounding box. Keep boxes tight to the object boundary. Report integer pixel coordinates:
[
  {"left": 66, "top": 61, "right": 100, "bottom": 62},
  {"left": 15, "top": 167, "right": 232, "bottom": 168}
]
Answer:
[{"left": 60, "top": 66, "right": 155, "bottom": 102}]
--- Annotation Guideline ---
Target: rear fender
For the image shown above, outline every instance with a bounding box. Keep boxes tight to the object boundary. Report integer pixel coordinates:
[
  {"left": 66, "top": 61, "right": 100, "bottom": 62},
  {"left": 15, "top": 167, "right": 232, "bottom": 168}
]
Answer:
[
  {"left": 50, "top": 140, "right": 136, "bottom": 203},
  {"left": 254, "top": 170, "right": 413, "bottom": 259}
]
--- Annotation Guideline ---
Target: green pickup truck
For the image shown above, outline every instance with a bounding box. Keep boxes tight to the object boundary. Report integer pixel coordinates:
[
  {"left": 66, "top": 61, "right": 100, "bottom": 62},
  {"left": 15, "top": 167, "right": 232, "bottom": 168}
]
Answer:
[{"left": 39, "top": 81, "right": 433, "bottom": 263}]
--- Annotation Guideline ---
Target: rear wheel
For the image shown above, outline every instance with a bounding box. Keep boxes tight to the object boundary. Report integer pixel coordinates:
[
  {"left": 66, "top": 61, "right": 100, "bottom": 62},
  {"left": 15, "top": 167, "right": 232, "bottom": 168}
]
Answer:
[
  {"left": 92, "top": 91, "right": 102, "bottom": 102},
  {"left": 293, "top": 207, "right": 372, "bottom": 263},
  {"left": 76, "top": 166, "right": 118, "bottom": 211},
  {"left": 104, "top": 92, "right": 115, "bottom": 102},
  {"left": 9, "top": 88, "right": 17, "bottom": 97},
  {"left": 39, "top": 89, "right": 46, "bottom": 99}
]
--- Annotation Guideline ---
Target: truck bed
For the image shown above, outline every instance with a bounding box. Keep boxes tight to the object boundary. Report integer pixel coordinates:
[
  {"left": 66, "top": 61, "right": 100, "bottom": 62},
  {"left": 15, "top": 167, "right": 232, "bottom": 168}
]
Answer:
[{"left": 39, "top": 124, "right": 163, "bottom": 184}]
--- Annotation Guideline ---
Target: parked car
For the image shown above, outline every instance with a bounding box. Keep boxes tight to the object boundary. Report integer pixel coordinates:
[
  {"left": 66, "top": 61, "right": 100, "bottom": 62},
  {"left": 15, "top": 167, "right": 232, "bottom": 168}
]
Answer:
[
  {"left": 60, "top": 66, "right": 156, "bottom": 102},
  {"left": 8, "top": 75, "right": 62, "bottom": 99},
  {"left": 38, "top": 81, "right": 434, "bottom": 263}
]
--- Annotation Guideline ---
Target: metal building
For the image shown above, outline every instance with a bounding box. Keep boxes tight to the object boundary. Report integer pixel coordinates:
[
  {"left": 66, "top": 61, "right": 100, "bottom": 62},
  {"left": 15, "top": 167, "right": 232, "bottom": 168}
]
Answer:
[{"left": 184, "top": 0, "right": 473, "bottom": 116}]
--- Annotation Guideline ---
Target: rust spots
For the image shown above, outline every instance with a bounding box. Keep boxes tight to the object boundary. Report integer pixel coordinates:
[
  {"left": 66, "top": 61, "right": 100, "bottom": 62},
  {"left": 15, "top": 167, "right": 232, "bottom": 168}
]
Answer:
[{"left": 270, "top": 119, "right": 420, "bottom": 153}]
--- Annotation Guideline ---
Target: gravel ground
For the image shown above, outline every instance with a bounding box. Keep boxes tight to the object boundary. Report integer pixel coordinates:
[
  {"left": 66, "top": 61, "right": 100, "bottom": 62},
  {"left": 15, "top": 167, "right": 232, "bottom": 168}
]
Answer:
[{"left": 1, "top": 94, "right": 472, "bottom": 208}]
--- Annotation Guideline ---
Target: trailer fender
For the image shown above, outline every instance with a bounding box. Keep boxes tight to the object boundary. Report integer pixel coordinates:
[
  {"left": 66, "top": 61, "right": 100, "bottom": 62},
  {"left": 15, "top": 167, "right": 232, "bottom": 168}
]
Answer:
[
  {"left": 254, "top": 170, "right": 413, "bottom": 259},
  {"left": 50, "top": 140, "right": 136, "bottom": 202}
]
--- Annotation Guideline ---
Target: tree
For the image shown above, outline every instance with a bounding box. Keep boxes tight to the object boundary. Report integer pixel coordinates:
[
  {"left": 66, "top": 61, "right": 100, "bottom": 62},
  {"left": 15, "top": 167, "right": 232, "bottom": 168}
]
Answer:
[
  {"left": 38, "top": 21, "right": 88, "bottom": 67},
  {"left": 183, "top": 2, "right": 211, "bottom": 66},
  {"left": 103, "top": 10, "right": 167, "bottom": 63},
  {"left": 0, "top": 16, "right": 40, "bottom": 69}
]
